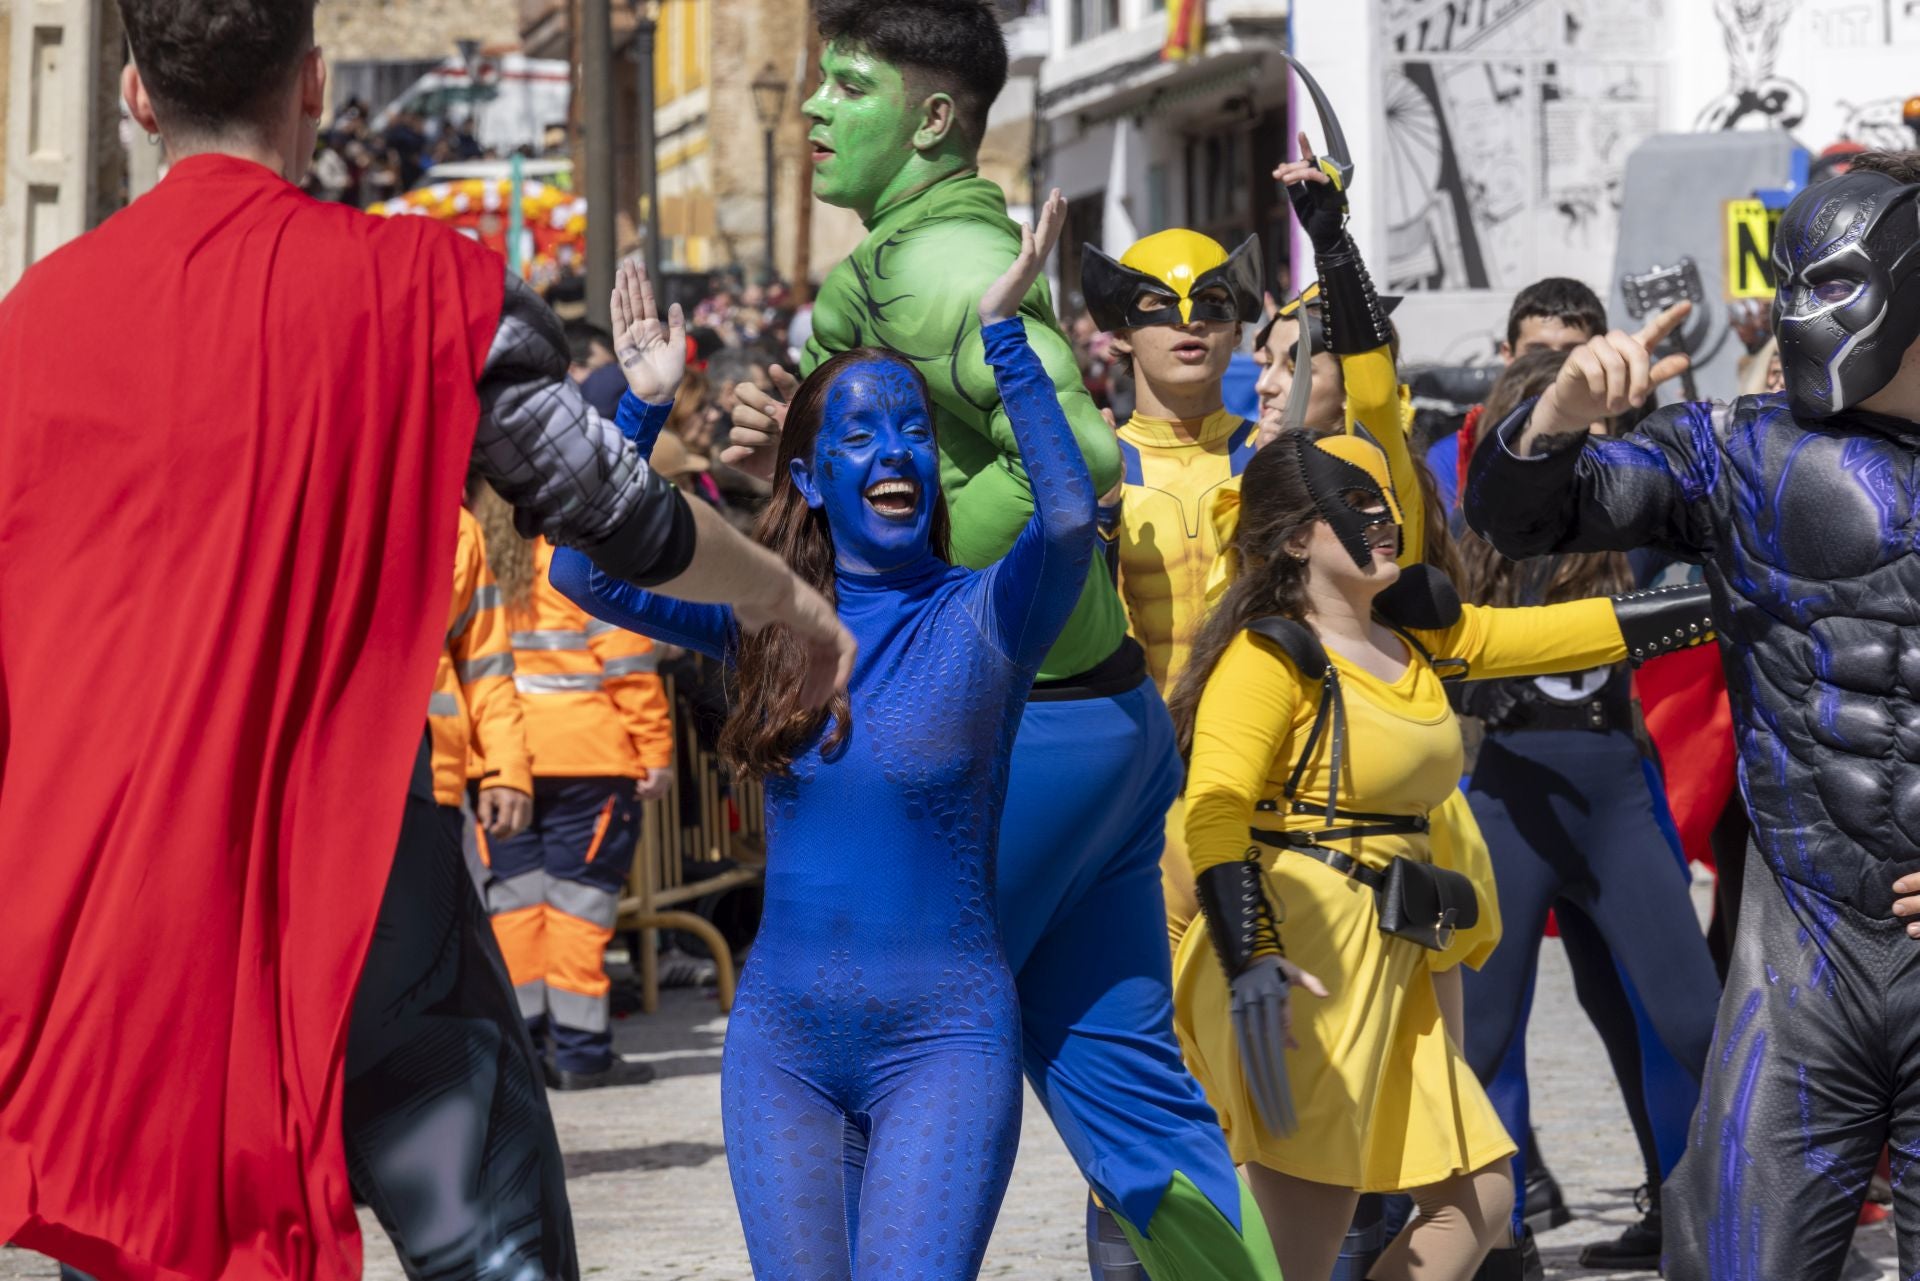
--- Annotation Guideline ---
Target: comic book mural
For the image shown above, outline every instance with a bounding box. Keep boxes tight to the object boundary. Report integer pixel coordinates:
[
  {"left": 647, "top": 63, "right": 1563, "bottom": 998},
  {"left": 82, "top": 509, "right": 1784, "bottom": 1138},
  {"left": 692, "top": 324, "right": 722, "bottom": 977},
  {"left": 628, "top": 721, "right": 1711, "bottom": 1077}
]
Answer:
[
  {"left": 1685, "top": 0, "right": 1920, "bottom": 147},
  {"left": 1378, "top": 0, "right": 1663, "bottom": 299}
]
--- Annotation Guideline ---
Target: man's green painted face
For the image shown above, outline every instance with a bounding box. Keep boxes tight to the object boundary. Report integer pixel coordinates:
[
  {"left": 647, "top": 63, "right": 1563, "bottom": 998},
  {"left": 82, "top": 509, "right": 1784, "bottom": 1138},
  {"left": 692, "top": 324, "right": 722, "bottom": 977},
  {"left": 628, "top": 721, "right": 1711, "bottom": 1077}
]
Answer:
[{"left": 803, "top": 41, "right": 923, "bottom": 215}]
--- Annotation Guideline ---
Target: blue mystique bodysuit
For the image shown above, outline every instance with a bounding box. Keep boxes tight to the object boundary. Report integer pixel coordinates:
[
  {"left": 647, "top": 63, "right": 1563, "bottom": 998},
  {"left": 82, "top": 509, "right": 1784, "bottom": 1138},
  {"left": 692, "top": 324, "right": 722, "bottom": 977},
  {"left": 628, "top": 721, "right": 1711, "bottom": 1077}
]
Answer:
[{"left": 550, "top": 318, "right": 1094, "bottom": 1281}]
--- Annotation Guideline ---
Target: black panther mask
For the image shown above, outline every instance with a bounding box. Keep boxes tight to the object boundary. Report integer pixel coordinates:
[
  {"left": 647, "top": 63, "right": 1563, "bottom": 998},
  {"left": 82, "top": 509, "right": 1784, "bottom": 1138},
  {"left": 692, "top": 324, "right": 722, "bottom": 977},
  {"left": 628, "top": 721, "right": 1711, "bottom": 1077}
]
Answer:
[{"left": 1771, "top": 170, "right": 1920, "bottom": 419}]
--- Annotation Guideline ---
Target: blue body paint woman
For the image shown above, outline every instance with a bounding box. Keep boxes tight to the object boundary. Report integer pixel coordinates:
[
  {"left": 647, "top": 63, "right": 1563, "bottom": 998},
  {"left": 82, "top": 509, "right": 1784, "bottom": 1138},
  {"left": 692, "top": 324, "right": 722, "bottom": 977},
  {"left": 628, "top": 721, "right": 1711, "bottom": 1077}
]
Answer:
[{"left": 550, "top": 197, "right": 1095, "bottom": 1281}]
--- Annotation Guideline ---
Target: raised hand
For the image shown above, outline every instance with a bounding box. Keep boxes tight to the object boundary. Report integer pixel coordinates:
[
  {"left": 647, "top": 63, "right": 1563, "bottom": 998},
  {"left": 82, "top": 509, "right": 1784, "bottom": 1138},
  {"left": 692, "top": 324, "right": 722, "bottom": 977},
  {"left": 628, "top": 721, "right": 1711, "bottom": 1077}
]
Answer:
[
  {"left": 611, "top": 259, "right": 687, "bottom": 405},
  {"left": 979, "top": 187, "right": 1067, "bottom": 327},
  {"left": 720, "top": 365, "right": 800, "bottom": 482},
  {"left": 1527, "top": 301, "right": 1694, "bottom": 448},
  {"left": 1276, "top": 131, "right": 1346, "bottom": 256}
]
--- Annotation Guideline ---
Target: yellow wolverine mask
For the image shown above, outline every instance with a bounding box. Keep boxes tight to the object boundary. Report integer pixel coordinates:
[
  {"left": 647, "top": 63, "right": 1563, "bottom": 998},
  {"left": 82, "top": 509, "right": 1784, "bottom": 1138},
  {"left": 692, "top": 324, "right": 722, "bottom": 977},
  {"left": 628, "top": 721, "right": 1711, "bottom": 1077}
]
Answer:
[{"left": 1081, "top": 229, "right": 1263, "bottom": 331}]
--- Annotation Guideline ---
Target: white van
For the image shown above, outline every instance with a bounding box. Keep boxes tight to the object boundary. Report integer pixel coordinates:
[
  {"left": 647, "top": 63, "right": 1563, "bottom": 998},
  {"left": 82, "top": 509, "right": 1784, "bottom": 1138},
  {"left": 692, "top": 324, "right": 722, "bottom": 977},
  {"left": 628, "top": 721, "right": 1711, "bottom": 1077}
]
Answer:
[{"left": 372, "top": 54, "right": 570, "bottom": 158}]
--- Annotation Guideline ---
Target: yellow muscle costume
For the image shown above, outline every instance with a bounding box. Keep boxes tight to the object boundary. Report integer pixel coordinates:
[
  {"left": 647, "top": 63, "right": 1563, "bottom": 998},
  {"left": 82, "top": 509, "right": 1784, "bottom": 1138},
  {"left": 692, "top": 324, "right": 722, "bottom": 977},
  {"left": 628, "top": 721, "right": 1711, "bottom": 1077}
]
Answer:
[
  {"left": 1115, "top": 408, "right": 1259, "bottom": 692},
  {"left": 1173, "top": 598, "right": 1627, "bottom": 1189}
]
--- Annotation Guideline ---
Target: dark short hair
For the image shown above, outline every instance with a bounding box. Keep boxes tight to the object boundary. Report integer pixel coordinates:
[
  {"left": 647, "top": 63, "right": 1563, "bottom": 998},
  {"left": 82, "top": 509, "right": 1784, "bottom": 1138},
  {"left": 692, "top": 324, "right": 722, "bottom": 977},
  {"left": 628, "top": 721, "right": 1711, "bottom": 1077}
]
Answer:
[
  {"left": 120, "top": 0, "right": 315, "bottom": 134},
  {"left": 1506, "top": 277, "right": 1606, "bottom": 350},
  {"left": 563, "top": 320, "right": 614, "bottom": 366},
  {"left": 814, "top": 0, "right": 1008, "bottom": 143},
  {"left": 1848, "top": 150, "right": 1920, "bottom": 184}
]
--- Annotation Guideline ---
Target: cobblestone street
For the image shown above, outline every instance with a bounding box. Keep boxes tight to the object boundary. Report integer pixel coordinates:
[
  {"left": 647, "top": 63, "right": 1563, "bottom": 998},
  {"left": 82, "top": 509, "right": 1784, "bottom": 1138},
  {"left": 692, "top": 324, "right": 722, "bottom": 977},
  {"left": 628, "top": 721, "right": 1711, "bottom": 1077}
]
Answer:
[{"left": 3, "top": 931, "right": 1900, "bottom": 1279}]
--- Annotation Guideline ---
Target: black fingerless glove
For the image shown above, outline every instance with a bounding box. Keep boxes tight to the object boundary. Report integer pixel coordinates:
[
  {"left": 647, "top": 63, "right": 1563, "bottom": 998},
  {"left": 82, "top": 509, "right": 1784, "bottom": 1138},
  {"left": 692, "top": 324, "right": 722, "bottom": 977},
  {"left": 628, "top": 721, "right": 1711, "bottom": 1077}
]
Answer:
[
  {"left": 1285, "top": 169, "right": 1349, "bottom": 256},
  {"left": 1195, "top": 856, "right": 1284, "bottom": 979},
  {"left": 1612, "top": 582, "right": 1717, "bottom": 666}
]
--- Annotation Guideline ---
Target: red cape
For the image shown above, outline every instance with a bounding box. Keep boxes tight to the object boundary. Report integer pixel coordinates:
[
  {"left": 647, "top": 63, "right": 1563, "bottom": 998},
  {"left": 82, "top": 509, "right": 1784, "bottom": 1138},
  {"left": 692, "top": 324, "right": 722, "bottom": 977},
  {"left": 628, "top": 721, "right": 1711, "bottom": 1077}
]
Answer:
[
  {"left": 0, "top": 156, "right": 504, "bottom": 1279},
  {"left": 1634, "top": 644, "right": 1737, "bottom": 867}
]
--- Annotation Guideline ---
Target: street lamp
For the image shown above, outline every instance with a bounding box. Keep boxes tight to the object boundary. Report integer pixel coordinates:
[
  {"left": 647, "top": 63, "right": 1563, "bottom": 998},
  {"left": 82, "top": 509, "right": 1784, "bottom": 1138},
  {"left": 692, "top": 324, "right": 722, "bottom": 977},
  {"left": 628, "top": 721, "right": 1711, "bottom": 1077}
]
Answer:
[{"left": 751, "top": 64, "right": 788, "bottom": 285}]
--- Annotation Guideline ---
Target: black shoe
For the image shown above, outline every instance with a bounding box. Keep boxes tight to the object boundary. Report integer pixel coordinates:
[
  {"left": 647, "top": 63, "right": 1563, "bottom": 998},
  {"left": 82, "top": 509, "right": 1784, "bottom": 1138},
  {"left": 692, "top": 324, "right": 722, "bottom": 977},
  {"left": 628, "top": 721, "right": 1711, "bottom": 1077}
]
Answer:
[
  {"left": 1578, "top": 1185, "right": 1660, "bottom": 1271},
  {"left": 1475, "top": 1230, "right": 1544, "bottom": 1281},
  {"left": 543, "top": 1058, "right": 657, "bottom": 1091},
  {"left": 1523, "top": 1163, "right": 1573, "bottom": 1234}
]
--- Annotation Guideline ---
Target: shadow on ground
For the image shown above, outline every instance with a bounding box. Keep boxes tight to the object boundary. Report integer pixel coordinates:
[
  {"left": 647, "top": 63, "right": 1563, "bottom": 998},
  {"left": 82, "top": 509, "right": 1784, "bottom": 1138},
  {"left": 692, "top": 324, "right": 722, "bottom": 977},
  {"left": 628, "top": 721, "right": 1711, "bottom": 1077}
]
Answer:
[{"left": 565, "top": 1141, "right": 725, "bottom": 1179}]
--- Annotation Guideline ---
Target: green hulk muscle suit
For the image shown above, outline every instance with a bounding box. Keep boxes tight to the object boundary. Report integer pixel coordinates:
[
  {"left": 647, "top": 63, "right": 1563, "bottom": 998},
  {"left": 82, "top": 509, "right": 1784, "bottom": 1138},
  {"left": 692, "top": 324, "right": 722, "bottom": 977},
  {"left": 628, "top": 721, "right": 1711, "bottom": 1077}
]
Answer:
[
  {"left": 766, "top": 7, "right": 1283, "bottom": 1279},
  {"left": 803, "top": 174, "right": 1125, "bottom": 680}
]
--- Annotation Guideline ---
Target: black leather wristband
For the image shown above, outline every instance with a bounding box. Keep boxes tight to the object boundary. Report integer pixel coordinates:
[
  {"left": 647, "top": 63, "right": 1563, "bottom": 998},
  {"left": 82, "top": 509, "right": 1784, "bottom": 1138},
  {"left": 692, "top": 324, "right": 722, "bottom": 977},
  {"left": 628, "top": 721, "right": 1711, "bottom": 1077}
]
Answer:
[
  {"left": 1612, "top": 582, "right": 1716, "bottom": 666},
  {"left": 1315, "top": 236, "right": 1394, "bottom": 355},
  {"left": 1195, "top": 857, "right": 1284, "bottom": 978}
]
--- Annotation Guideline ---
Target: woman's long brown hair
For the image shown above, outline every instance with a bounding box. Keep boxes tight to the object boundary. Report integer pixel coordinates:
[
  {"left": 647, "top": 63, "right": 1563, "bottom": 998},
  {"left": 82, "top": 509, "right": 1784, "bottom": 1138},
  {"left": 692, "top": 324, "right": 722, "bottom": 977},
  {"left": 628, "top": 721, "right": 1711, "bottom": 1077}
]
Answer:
[
  {"left": 1457, "top": 349, "right": 1631, "bottom": 607},
  {"left": 1165, "top": 441, "right": 1322, "bottom": 755},
  {"left": 718, "top": 348, "right": 951, "bottom": 779}
]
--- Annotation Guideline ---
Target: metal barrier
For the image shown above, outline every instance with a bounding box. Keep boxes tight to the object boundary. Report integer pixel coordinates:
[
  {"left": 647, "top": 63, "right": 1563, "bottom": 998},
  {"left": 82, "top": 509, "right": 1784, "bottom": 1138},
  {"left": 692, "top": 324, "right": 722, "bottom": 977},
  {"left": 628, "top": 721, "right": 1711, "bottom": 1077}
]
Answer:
[{"left": 616, "top": 669, "right": 765, "bottom": 1014}]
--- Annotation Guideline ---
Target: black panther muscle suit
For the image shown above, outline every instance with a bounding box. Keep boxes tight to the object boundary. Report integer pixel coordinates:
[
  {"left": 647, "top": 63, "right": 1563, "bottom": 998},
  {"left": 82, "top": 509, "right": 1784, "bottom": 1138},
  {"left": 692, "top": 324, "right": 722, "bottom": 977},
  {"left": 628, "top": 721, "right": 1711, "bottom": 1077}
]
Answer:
[{"left": 1467, "top": 167, "right": 1920, "bottom": 1281}]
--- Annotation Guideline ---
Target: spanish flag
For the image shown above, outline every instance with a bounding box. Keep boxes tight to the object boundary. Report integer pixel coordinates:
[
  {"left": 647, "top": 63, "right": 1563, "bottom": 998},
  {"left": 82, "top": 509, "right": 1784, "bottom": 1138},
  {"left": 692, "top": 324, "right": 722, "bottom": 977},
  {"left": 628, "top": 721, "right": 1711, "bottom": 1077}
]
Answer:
[{"left": 1163, "top": 0, "right": 1204, "bottom": 60}]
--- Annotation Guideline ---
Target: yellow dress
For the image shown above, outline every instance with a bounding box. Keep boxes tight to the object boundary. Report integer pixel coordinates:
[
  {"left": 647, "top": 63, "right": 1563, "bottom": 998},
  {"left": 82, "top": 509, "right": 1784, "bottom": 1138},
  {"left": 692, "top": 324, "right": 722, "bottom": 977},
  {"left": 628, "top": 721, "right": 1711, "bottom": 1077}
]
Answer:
[{"left": 1173, "top": 599, "right": 1626, "bottom": 1191}]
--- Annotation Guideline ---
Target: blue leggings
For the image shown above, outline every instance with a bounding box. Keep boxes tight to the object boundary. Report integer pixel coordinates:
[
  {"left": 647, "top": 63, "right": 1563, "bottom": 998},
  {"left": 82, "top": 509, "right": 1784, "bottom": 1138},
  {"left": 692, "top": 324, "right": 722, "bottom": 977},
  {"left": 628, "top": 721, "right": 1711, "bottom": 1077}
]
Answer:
[
  {"left": 993, "top": 684, "right": 1245, "bottom": 1240},
  {"left": 1462, "top": 730, "right": 1721, "bottom": 1230},
  {"left": 723, "top": 1005, "right": 1022, "bottom": 1281}
]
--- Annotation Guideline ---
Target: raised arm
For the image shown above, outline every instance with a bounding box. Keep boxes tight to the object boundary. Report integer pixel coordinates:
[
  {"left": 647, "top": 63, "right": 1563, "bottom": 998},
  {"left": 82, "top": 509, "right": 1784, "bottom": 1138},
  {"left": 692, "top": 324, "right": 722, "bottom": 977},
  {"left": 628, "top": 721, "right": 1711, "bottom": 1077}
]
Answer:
[
  {"left": 1279, "top": 134, "right": 1423, "bottom": 564},
  {"left": 1465, "top": 301, "right": 1714, "bottom": 562},
  {"left": 1464, "top": 397, "right": 1720, "bottom": 560},
  {"left": 966, "top": 193, "right": 1097, "bottom": 670},
  {"left": 473, "top": 262, "right": 855, "bottom": 708}
]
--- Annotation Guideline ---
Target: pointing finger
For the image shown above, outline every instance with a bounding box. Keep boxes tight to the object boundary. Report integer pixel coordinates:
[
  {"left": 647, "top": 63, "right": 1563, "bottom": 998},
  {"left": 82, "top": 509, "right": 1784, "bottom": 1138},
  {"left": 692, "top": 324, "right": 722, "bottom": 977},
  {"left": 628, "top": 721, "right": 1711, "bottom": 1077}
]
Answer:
[
  {"left": 1614, "top": 330, "right": 1652, "bottom": 407},
  {"left": 1634, "top": 299, "right": 1693, "bottom": 352}
]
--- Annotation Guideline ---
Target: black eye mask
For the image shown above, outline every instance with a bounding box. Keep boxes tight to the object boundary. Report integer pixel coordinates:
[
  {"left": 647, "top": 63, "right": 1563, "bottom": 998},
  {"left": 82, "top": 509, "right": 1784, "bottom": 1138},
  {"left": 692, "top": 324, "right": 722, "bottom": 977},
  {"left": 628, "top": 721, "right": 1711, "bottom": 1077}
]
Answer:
[
  {"left": 1079, "top": 237, "right": 1264, "bottom": 332},
  {"left": 1285, "top": 431, "right": 1404, "bottom": 570}
]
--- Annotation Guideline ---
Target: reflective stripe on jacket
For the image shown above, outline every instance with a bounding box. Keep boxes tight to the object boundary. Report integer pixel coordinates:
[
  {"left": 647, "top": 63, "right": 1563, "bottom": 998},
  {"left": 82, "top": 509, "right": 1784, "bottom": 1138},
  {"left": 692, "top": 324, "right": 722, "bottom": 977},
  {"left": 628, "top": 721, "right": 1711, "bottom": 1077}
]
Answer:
[
  {"left": 429, "top": 508, "right": 532, "bottom": 805},
  {"left": 509, "top": 538, "right": 672, "bottom": 778}
]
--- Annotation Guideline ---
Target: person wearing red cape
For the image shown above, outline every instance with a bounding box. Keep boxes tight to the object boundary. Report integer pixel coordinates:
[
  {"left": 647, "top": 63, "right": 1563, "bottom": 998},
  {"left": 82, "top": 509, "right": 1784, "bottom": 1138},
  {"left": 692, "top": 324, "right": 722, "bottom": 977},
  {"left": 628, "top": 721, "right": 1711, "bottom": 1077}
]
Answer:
[{"left": 0, "top": 2, "right": 852, "bottom": 1278}]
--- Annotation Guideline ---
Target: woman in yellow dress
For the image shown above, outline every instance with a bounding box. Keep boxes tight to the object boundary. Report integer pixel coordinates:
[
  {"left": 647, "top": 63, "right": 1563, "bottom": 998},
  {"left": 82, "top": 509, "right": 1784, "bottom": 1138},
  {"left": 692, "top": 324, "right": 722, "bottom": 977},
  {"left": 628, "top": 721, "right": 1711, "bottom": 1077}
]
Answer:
[{"left": 1164, "top": 430, "right": 1712, "bottom": 1281}]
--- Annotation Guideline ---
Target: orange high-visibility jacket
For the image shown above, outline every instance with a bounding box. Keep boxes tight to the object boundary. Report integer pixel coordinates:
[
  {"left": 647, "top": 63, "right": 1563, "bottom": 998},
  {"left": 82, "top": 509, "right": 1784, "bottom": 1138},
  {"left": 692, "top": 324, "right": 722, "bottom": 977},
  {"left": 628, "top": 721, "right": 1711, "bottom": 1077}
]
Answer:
[
  {"left": 430, "top": 509, "right": 533, "bottom": 806},
  {"left": 510, "top": 538, "right": 672, "bottom": 779}
]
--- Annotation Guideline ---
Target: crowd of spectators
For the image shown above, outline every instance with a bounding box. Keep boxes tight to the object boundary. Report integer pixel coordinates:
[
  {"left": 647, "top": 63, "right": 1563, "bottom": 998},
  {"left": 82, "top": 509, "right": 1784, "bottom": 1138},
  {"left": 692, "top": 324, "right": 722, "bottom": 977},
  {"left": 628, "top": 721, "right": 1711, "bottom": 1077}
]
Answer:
[{"left": 302, "top": 100, "right": 492, "bottom": 207}]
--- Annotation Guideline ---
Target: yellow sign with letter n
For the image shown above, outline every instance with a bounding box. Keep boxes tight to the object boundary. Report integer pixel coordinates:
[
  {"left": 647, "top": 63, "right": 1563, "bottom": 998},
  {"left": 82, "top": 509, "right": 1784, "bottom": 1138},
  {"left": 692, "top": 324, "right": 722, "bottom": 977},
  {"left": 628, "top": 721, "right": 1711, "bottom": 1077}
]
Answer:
[{"left": 1726, "top": 199, "right": 1782, "bottom": 300}]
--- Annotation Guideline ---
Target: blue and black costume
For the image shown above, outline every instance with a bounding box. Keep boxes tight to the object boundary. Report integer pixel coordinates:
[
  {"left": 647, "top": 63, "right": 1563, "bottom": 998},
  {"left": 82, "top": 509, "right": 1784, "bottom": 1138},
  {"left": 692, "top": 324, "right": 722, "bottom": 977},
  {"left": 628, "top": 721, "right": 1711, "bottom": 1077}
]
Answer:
[
  {"left": 552, "top": 319, "right": 1094, "bottom": 1280},
  {"left": 1467, "top": 167, "right": 1920, "bottom": 1281}
]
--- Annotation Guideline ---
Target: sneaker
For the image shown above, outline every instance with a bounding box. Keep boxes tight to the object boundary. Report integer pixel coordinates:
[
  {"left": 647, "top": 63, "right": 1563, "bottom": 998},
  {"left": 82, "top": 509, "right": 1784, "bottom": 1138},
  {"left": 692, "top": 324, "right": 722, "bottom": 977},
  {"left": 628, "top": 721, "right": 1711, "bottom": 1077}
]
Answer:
[
  {"left": 1578, "top": 1185, "right": 1660, "bottom": 1271},
  {"left": 1523, "top": 1162, "right": 1573, "bottom": 1235},
  {"left": 544, "top": 1058, "right": 658, "bottom": 1091},
  {"left": 658, "top": 946, "right": 717, "bottom": 989}
]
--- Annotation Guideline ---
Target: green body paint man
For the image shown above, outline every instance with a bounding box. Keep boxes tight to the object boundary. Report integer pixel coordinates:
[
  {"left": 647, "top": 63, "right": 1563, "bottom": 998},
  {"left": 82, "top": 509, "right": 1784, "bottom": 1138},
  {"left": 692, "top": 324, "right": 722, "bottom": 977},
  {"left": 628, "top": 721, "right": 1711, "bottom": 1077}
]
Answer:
[
  {"left": 800, "top": 43, "right": 1123, "bottom": 680},
  {"left": 741, "top": 3, "right": 1284, "bottom": 1278}
]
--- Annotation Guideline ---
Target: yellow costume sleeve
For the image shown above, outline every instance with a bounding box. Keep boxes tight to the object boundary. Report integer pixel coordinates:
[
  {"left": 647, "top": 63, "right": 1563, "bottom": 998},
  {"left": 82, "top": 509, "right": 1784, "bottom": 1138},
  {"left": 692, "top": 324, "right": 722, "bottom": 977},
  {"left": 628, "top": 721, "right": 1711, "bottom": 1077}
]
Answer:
[
  {"left": 1341, "top": 344, "right": 1423, "bottom": 566},
  {"left": 1184, "top": 632, "right": 1304, "bottom": 876},
  {"left": 1410, "top": 598, "right": 1626, "bottom": 682}
]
